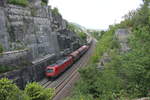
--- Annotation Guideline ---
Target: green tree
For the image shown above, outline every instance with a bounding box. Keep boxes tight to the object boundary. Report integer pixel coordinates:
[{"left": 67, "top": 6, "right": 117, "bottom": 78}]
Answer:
[
  {"left": 25, "top": 82, "right": 55, "bottom": 100},
  {"left": 0, "top": 78, "right": 30, "bottom": 100}
]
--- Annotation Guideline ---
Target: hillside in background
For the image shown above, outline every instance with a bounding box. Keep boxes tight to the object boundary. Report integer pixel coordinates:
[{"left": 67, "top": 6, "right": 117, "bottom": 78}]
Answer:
[{"left": 67, "top": 0, "right": 150, "bottom": 100}]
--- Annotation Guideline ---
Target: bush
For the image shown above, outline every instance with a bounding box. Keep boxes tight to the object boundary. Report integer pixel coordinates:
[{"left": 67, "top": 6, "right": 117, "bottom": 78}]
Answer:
[
  {"left": 78, "top": 31, "right": 87, "bottom": 40},
  {"left": 0, "top": 44, "right": 3, "bottom": 53},
  {"left": 0, "top": 78, "right": 30, "bottom": 100},
  {"left": 8, "top": 0, "right": 29, "bottom": 6},
  {"left": 25, "top": 82, "right": 55, "bottom": 100},
  {"left": 67, "top": 24, "right": 76, "bottom": 32},
  {"left": 41, "top": 0, "right": 47, "bottom": 6},
  {"left": 42, "top": 0, "right": 48, "bottom": 4},
  {"left": 0, "top": 78, "right": 55, "bottom": 100},
  {"left": 0, "top": 65, "right": 18, "bottom": 73},
  {"left": 52, "top": 7, "right": 60, "bottom": 15}
]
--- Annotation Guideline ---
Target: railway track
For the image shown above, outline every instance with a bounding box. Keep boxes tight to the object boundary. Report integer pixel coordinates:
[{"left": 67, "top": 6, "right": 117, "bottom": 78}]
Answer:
[{"left": 39, "top": 40, "right": 96, "bottom": 100}]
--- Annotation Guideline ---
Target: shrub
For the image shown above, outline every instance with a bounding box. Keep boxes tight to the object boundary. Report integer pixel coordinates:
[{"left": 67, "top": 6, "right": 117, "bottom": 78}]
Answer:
[
  {"left": 78, "top": 31, "right": 87, "bottom": 40},
  {"left": 67, "top": 24, "right": 76, "bottom": 32},
  {"left": 0, "top": 44, "right": 3, "bottom": 53},
  {"left": 0, "top": 65, "right": 18, "bottom": 73},
  {"left": 52, "top": 7, "right": 60, "bottom": 15},
  {"left": 0, "top": 78, "right": 30, "bottom": 100},
  {"left": 25, "top": 82, "right": 55, "bottom": 100},
  {"left": 41, "top": 0, "right": 48, "bottom": 5},
  {"left": 41, "top": 0, "right": 47, "bottom": 6},
  {"left": 0, "top": 66, "right": 10, "bottom": 73},
  {"left": 8, "top": 0, "right": 29, "bottom": 6}
]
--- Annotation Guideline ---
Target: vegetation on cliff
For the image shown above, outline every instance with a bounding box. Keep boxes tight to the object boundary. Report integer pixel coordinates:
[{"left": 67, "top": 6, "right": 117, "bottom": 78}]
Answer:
[
  {"left": 41, "top": 0, "right": 48, "bottom": 5},
  {"left": 52, "top": 7, "right": 60, "bottom": 16},
  {"left": 8, "top": 0, "right": 29, "bottom": 6},
  {"left": 67, "top": 23, "right": 87, "bottom": 41},
  {"left": 0, "top": 66, "right": 18, "bottom": 73},
  {"left": 67, "top": 0, "right": 150, "bottom": 100},
  {"left": 0, "top": 44, "right": 3, "bottom": 53}
]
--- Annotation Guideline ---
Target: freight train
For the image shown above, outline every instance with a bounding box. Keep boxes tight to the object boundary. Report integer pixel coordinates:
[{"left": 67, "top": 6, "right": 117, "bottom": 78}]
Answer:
[{"left": 45, "top": 38, "right": 92, "bottom": 78}]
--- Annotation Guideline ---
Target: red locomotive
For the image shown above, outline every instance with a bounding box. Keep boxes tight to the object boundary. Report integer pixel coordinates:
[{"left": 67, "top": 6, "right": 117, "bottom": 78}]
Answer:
[
  {"left": 45, "top": 56, "right": 73, "bottom": 78},
  {"left": 45, "top": 39, "right": 92, "bottom": 78}
]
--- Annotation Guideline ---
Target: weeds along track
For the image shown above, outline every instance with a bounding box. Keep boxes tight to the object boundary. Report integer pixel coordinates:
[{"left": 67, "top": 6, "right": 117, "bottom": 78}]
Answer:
[{"left": 39, "top": 41, "right": 96, "bottom": 100}]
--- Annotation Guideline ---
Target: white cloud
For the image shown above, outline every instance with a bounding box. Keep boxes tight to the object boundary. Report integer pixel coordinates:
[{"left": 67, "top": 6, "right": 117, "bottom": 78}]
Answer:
[{"left": 49, "top": 0, "right": 143, "bottom": 30}]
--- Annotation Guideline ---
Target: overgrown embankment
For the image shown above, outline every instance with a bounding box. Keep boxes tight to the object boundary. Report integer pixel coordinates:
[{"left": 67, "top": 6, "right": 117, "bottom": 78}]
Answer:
[{"left": 66, "top": 0, "right": 150, "bottom": 100}]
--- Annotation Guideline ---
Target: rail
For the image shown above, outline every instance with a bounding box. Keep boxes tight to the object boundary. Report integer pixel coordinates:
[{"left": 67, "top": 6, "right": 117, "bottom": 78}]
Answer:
[{"left": 39, "top": 40, "right": 95, "bottom": 100}]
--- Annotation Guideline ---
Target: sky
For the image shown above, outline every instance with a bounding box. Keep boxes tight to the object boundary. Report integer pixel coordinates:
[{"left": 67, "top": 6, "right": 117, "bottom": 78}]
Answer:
[{"left": 48, "top": 0, "right": 143, "bottom": 30}]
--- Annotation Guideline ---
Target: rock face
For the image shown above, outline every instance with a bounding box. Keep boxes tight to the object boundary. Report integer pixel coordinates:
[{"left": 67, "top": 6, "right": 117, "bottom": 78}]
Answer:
[
  {"left": 0, "top": 2, "right": 80, "bottom": 60},
  {"left": 0, "top": 7, "right": 10, "bottom": 50},
  {"left": 0, "top": 1, "right": 82, "bottom": 88},
  {"left": 0, "top": 49, "right": 32, "bottom": 67},
  {"left": 115, "top": 29, "right": 130, "bottom": 52}
]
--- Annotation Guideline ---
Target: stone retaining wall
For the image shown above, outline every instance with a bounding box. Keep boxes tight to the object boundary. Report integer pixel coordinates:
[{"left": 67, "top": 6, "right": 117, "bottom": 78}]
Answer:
[
  {"left": 0, "top": 49, "right": 32, "bottom": 67},
  {"left": 0, "top": 53, "right": 55, "bottom": 89},
  {"left": 0, "top": 1, "right": 82, "bottom": 88}
]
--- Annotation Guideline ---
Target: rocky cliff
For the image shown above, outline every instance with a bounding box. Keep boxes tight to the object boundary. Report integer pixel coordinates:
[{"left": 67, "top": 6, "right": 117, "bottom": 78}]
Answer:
[
  {"left": 0, "top": 0, "right": 82, "bottom": 88},
  {"left": 0, "top": 0, "right": 81, "bottom": 61}
]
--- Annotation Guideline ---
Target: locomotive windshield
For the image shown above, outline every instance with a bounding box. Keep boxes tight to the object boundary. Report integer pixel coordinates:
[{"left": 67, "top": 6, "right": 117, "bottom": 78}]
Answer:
[{"left": 46, "top": 69, "right": 53, "bottom": 73}]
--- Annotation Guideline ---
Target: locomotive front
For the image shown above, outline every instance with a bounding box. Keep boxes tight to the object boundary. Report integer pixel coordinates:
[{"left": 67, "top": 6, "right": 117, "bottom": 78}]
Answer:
[{"left": 45, "top": 65, "right": 57, "bottom": 77}]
